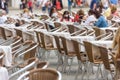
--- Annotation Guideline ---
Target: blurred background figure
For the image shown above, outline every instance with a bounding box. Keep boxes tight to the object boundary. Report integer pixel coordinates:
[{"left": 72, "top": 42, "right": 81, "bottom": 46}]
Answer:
[
  {"left": 68, "top": 0, "right": 72, "bottom": 12},
  {"left": 61, "top": 10, "right": 74, "bottom": 22},
  {"left": 27, "top": 0, "right": 33, "bottom": 13},
  {"left": 109, "top": 0, "right": 118, "bottom": 5},
  {"left": 76, "top": 0, "right": 82, "bottom": 7},
  {"left": 40, "top": 0, "right": 48, "bottom": 13},
  {"left": 0, "top": 0, "right": 8, "bottom": 14},
  {"left": 0, "top": 9, "right": 7, "bottom": 24},
  {"left": 22, "top": 8, "right": 33, "bottom": 19},
  {"left": 53, "top": 0, "right": 63, "bottom": 11},
  {"left": 21, "top": 0, "right": 27, "bottom": 10}
]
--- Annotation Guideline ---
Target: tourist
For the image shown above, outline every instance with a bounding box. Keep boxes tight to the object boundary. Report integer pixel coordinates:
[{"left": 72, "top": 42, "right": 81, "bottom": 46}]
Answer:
[
  {"left": 27, "top": 0, "right": 33, "bottom": 13},
  {"left": 103, "top": 5, "right": 120, "bottom": 19},
  {"left": 68, "top": 0, "right": 72, "bottom": 12},
  {"left": 90, "top": 0, "right": 97, "bottom": 10},
  {"left": 74, "top": 9, "right": 85, "bottom": 23},
  {"left": 47, "top": 0, "right": 53, "bottom": 14},
  {"left": 101, "top": 0, "right": 109, "bottom": 9},
  {"left": 109, "top": 0, "right": 118, "bottom": 5},
  {"left": 40, "top": 0, "right": 48, "bottom": 13},
  {"left": 22, "top": 8, "right": 33, "bottom": 19},
  {"left": 22, "top": 0, "right": 27, "bottom": 9},
  {"left": 84, "top": 9, "right": 96, "bottom": 25},
  {"left": 61, "top": 11, "right": 74, "bottom": 22},
  {"left": 76, "top": 0, "right": 82, "bottom": 7},
  {"left": 0, "top": 0, "right": 8, "bottom": 13},
  {"left": 53, "top": 0, "right": 63, "bottom": 10},
  {"left": 0, "top": 10, "right": 7, "bottom": 24},
  {"left": 94, "top": 10, "right": 108, "bottom": 28}
]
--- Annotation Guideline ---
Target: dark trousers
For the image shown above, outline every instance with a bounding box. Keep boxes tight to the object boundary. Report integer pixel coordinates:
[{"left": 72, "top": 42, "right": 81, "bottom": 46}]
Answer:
[{"left": 29, "top": 7, "right": 33, "bottom": 13}]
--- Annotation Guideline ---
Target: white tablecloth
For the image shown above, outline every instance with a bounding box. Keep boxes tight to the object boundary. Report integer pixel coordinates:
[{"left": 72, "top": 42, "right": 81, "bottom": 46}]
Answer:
[
  {"left": 91, "top": 41, "right": 113, "bottom": 48},
  {"left": 0, "top": 67, "right": 9, "bottom": 80},
  {"left": 0, "top": 46, "right": 12, "bottom": 67}
]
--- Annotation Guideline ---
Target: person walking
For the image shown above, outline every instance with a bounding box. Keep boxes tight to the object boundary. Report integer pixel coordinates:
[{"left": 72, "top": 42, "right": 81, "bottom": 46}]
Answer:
[
  {"left": 40, "top": 0, "right": 48, "bottom": 13},
  {"left": 68, "top": 0, "right": 72, "bottom": 12},
  {"left": 27, "top": 0, "right": 33, "bottom": 13},
  {"left": 22, "top": 0, "right": 27, "bottom": 9},
  {"left": 53, "top": 0, "right": 63, "bottom": 10},
  {"left": 0, "top": 0, "right": 8, "bottom": 14},
  {"left": 90, "top": 0, "right": 98, "bottom": 10}
]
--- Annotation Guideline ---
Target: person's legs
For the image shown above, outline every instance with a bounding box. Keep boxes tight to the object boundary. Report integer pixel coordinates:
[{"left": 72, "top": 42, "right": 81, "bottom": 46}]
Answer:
[
  {"left": 5, "top": 8, "right": 9, "bottom": 14},
  {"left": 68, "top": 4, "right": 71, "bottom": 12},
  {"left": 42, "top": 6, "right": 46, "bottom": 13},
  {"left": 29, "top": 7, "right": 33, "bottom": 13},
  {"left": 48, "top": 7, "right": 51, "bottom": 14}
]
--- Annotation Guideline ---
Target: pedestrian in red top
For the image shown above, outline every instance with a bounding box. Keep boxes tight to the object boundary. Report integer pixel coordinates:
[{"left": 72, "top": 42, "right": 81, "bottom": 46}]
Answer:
[
  {"left": 53, "top": 0, "right": 63, "bottom": 11},
  {"left": 76, "top": 0, "right": 82, "bottom": 7},
  {"left": 27, "top": 0, "right": 33, "bottom": 13}
]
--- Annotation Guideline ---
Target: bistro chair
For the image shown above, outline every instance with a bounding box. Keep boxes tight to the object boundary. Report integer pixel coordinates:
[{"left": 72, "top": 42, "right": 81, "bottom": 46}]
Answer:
[{"left": 17, "top": 68, "right": 62, "bottom": 80}]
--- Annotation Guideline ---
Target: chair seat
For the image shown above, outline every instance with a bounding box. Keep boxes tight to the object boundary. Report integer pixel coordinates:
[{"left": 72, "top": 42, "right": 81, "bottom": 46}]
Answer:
[
  {"left": 94, "top": 59, "right": 103, "bottom": 64},
  {"left": 45, "top": 44, "right": 58, "bottom": 50},
  {"left": 45, "top": 46, "right": 58, "bottom": 50},
  {"left": 67, "top": 52, "right": 77, "bottom": 57}
]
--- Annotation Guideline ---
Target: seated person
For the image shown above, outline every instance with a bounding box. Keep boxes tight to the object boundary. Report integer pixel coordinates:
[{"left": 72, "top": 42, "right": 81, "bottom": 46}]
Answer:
[
  {"left": 74, "top": 9, "right": 85, "bottom": 23},
  {"left": 22, "top": 8, "right": 33, "bottom": 19},
  {"left": 94, "top": 10, "right": 108, "bottom": 28},
  {"left": 61, "top": 11, "right": 74, "bottom": 22},
  {"left": 0, "top": 10, "right": 7, "bottom": 24},
  {"left": 103, "top": 5, "right": 120, "bottom": 19},
  {"left": 84, "top": 9, "right": 96, "bottom": 25},
  {"left": 49, "top": 7, "right": 62, "bottom": 21}
]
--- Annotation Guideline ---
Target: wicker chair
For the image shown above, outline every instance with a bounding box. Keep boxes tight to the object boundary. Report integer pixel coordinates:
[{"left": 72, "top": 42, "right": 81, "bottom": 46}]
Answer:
[
  {"left": 0, "top": 27, "right": 7, "bottom": 40},
  {"left": 83, "top": 41, "right": 103, "bottom": 80},
  {"left": 93, "top": 27, "right": 105, "bottom": 37},
  {"left": 0, "top": 52, "right": 5, "bottom": 66},
  {"left": 40, "top": 15, "right": 50, "bottom": 21},
  {"left": 115, "top": 59, "right": 120, "bottom": 80},
  {"left": 15, "top": 28, "right": 34, "bottom": 42},
  {"left": 70, "top": 29, "right": 87, "bottom": 36},
  {"left": 60, "top": 36, "right": 77, "bottom": 73},
  {"left": 95, "top": 32, "right": 113, "bottom": 41},
  {"left": 13, "top": 42, "right": 38, "bottom": 64},
  {"left": 67, "top": 24, "right": 80, "bottom": 34},
  {"left": 98, "top": 46, "right": 115, "bottom": 80},
  {"left": 17, "top": 68, "right": 62, "bottom": 80},
  {"left": 53, "top": 35, "right": 64, "bottom": 70},
  {"left": 39, "top": 31, "right": 58, "bottom": 61},
  {"left": 9, "top": 58, "right": 39, "bottom": 80},
  {"left": 72, "top": 40, "right": 87, "bottom": 80}
]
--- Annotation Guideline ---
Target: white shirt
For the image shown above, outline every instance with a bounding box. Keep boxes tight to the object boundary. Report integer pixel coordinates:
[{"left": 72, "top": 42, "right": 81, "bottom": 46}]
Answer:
[
  {"left": 101, "top": 0, "right": 109, "bottom": 8},
  {"left": 52, "top": 13, "right": 58, "bottom": 18},
  {"left": 0, "top": 15, "right": 7, "bottom": 24},
  {"left": 85, "top": 15, "right": 97, "bottom": 25},
  {"left": 0, "top": 67, "right": 9, "bottom": 80},
  {"left": 1, "top": 1, "right": 5, "bottom": 8},
  {"left": 39, "top": 0, "right": 48, "bottom": 7}
]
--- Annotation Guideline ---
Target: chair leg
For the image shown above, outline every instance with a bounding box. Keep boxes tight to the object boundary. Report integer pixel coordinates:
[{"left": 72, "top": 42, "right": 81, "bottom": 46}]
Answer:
[
  {"left": 86, "top": 62, "right": 91, "bottom": 80},
  {"left": 41, "top": 49, "right": 46, "bottom": 61},
  {"left": 62, "top": 55, "right": 68, "bottom": 73},
  {"left": 67, "top": 57, "right": 74, "bottom": 75},
  {"left": 95, "top": 64, "right": 101, "bottom": 80},
  {"left": 56, "top": 52, "right": 63, "bottom": 70},
  {"left": 75, "top": 60, "right": 82, "bottom": 80}
]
